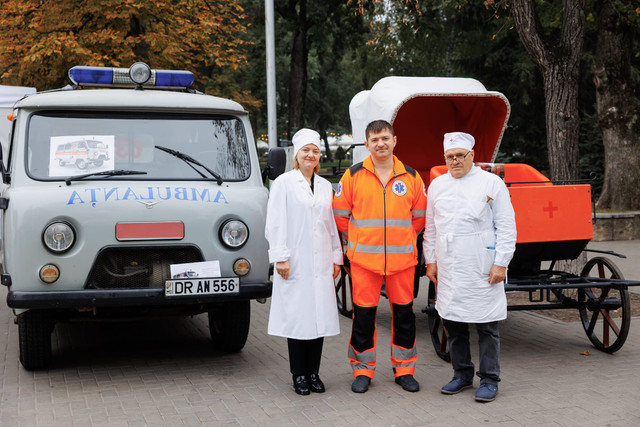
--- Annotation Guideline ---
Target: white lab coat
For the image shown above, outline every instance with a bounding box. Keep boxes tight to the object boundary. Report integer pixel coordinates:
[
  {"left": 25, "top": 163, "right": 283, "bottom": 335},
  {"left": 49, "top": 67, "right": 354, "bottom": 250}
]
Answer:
[
  {"left": 265, "top": 169, "right": 343, "bottom": 339},
  {"left": 423, "top": 166, "right": 516, "bottom": 323}
]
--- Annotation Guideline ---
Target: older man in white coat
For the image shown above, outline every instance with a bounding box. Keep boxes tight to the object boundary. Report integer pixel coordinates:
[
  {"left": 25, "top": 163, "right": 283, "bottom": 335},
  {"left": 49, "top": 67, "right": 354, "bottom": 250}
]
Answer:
[{"left": 423, "top": 132, "right": 516, "bottom": 402}]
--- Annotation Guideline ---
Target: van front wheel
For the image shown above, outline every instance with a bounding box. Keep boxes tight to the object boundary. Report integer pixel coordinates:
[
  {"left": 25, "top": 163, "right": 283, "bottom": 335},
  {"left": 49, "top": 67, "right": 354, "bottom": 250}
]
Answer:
[
  {"left": 75, "top": 159, "right": 88, "bottom": 169},
  {"left": 18, "top": 310, "right": 54, "bottom": 370},
  {"left": 208, "top": 301, "right": 250, "bottom": 352}
]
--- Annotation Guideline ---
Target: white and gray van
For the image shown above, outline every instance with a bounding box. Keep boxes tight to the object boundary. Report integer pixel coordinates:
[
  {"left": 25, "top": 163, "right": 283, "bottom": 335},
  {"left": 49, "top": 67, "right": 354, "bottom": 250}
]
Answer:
[
  {"left": 0, "top": 63, "right": 285, "bottom": 369},
  {"left": 54, "top": 138, "right": 110, "bottom": 169}
]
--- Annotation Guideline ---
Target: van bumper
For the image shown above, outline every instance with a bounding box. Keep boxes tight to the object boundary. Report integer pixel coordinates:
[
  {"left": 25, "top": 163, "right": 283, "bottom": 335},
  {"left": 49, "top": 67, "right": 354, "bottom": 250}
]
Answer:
[{"left": 6, "top": 282, "right": 272, "bottom": 309}]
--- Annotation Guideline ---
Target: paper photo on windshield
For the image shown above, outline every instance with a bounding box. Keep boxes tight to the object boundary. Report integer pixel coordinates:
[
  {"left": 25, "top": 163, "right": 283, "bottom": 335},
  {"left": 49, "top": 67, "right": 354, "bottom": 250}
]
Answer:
[
  {"left": 170, "top": 260, "right": 221, "bottom": 279},
  {"left": 49, "top": 135, "right": 115, "bottom": 177}
]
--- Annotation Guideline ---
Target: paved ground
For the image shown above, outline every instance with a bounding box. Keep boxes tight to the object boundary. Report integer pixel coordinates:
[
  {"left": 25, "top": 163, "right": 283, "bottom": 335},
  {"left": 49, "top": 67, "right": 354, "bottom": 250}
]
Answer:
[{"left": 1, "top": 241, "right": 639, "bottom": 426}]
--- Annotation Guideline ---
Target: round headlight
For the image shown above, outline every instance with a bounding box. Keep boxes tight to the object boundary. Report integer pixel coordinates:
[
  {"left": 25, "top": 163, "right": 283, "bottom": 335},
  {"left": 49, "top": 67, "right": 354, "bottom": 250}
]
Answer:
[
  {"left": 220, "top": 220, "right": 249, "bottom": 248},
  {"left": 43, "top": 221, "right": 76, "bottom": 253},
  {"left": 129, "top": 62, "right": 152, "bottom": 85}
]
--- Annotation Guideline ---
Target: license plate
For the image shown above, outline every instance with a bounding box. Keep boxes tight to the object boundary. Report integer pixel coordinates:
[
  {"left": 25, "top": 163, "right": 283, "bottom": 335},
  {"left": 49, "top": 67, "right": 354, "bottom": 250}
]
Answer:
[{"left": 165, "top": 277, "right": 239, "bottom": 297}]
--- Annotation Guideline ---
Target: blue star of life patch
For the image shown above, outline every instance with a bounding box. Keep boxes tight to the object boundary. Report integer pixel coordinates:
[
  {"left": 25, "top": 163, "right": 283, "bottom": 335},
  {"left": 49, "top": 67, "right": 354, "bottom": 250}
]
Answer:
[
  {"left": 391, "top": 179, "right": 407, "bottom": 197},
  {"left": 335, "top": 182, "right": 343, "bottom": 197}
]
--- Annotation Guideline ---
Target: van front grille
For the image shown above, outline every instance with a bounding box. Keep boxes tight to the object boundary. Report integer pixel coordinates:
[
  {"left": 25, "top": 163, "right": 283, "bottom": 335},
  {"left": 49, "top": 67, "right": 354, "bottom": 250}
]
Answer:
[{"left": 86, "top": 246, "right": 203, "bottom": 289}]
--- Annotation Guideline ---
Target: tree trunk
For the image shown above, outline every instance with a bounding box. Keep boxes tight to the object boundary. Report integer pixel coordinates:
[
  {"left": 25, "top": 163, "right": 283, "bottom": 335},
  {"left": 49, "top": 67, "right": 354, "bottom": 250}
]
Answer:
[
  {"left": 129, "top": 15, "right": 149, "bottom": 59},
  {"left": 593, "top": 0, "right": 640, "bottom": 210},
  {"left": 287, "top": 0, "right": 308, "bottom": 136},
  {"left": 510, "top": 0, "right": 585, "bottom": 181},
  {"left": 542, "top": 63, "right": 581, "bottom": 181}
]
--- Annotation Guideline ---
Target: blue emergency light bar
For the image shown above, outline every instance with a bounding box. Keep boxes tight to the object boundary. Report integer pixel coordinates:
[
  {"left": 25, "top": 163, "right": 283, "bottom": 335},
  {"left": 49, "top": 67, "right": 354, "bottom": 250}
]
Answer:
[{"left": 68, "top": 62, "right": 194, "bottom": 89}]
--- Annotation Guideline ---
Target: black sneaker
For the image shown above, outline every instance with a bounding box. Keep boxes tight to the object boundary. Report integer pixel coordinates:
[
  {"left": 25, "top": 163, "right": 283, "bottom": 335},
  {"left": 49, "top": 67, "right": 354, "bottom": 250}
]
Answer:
[
  {"left": 395, "top": 375, "right": 420, "bottom": 392},
  {"left": 441, "top": 377, "right": 473, "bottom": 395},
  {"left": 475, "top": 383, "right": 498, "bottom": 402},
  {"left": 351, "top": 375, "right": 371, "bottom": 393}
]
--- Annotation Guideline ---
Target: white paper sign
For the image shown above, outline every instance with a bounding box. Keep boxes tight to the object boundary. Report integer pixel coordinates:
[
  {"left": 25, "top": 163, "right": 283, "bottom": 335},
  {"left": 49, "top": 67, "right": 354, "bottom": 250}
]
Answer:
[
  {"left": 170, "top": 260, "right": 221, "bottom": 279},
  {"left": 48, "top": 135, "right": 115, "bottom": 176}
]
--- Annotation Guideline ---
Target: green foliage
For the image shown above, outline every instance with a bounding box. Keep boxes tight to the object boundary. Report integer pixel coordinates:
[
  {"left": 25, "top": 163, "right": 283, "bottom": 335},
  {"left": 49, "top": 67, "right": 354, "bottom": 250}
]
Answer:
[
  {"left": 7, "top": 0, "right": 636, "bottom": 185},
  {"left": 353, "top": 0, "right": 551, "bottom": 171},
  {"left": 240, "top": 0, "right": 378, "bottom": 140}
]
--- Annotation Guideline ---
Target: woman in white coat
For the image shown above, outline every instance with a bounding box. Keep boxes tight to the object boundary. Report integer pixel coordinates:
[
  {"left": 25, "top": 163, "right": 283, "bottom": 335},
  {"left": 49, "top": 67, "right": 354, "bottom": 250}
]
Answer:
[{"left": 265, "top": 128, "right": 343, "bottom": 396}]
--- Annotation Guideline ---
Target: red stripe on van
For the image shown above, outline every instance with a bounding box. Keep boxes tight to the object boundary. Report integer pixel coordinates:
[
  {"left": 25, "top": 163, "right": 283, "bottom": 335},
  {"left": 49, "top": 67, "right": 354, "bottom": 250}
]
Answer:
[{"left": 116, "top": 222, "right": 184, "bottom": 240}]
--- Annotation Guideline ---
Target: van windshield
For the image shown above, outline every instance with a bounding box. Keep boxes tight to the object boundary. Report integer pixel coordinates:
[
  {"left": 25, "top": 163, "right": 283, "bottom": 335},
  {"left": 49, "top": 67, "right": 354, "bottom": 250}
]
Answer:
[{"left": 26, "top": 112, "right": 251, "bottom": 181}]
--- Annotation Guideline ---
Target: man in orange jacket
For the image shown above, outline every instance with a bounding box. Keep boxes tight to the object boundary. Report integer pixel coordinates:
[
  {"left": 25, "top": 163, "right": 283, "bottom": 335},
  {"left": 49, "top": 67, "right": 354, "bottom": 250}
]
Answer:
[{"left": 333, "top": 119, "right": 426, "bottom": 393}]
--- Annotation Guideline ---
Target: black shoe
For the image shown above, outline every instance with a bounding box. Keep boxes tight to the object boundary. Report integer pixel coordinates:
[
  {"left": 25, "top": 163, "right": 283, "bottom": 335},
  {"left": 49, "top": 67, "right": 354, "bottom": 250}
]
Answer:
[
  {"left": 308, "top": 374, "right": 326, "bottom": 393},
  {"left": 395, "top": 375, "right": 420, "bottom": 392},
  {"left": 293, "top": 375, "right": 310, "bottom": 395},
  {"left": 351, "top": 375, "right": 371, "bottom": 393}
]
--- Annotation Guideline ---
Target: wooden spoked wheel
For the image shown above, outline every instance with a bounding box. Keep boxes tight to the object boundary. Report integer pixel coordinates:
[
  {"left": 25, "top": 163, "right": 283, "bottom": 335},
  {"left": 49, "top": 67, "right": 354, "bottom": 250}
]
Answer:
[
  {"left": 425, "top": 280, "right": 450, "bottom": 362},
  {"left": 335, "top": 262, "right": 353, "bottom": 318},
  {"left": 579, "top": 257, "right": 630, "bottom": 353}
]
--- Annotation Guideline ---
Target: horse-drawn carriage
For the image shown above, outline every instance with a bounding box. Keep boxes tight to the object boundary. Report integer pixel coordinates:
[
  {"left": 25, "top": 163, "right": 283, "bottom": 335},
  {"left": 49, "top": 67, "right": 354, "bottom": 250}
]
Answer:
[{"left": 334, "top": 76, "right": 640, "bottom": 359}]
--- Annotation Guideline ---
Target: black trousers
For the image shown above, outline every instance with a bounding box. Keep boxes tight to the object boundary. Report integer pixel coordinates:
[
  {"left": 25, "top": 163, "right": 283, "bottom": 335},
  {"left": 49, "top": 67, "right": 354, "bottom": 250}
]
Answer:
[
  {"left": 287, "top": 337, "right": 324, "bottom": 377},
  {"left": 443, "top": 319, "right": 501, "bottom": 385}
]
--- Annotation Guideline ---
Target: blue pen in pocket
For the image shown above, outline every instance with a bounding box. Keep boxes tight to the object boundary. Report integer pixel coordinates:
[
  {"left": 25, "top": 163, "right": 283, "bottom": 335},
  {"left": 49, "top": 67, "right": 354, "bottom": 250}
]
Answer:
[{"left": 485, "top": 246, "right": 495, "bottom": 250}]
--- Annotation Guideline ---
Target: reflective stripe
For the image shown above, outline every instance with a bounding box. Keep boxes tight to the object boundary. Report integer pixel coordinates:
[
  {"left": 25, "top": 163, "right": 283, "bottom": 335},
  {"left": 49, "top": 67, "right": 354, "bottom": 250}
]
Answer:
[
  {"left": 351, "top": 243, "right": 414, "bottom": 254},
  {"left": 350, "top": 217, "right": 412, "bottom": 228},
  {"left": 348, "top": 346, "right": 376, "bottom": 364},
  {"left": 352, "top": 363, "right": 375, "bottom": 372},
  {"left": 392, "top": 345, "right": 417, "bottom": 360},
  {"left": 412, "top": 209, "right": 426, "bottom": 217},
  {"left": 333, "top": 208, "right": 351, "bottom": 217},
  {"left": 352, "top": 243, "right": 384, "bottom": 253},
  {"left": 385, "top": 244, "right": 415, "bottom": 254},
  {"left": 392, "top": 362, "right": 416, "bottom": 368}
]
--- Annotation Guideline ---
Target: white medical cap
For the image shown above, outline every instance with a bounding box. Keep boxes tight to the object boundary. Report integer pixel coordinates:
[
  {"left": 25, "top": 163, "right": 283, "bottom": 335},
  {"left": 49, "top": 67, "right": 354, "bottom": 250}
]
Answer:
[
  {"left": 443, "top": 132, "right": 475, "bottom": 152},
  {"left": 292, "top": 128, "right": 322, "bottom": 158}
]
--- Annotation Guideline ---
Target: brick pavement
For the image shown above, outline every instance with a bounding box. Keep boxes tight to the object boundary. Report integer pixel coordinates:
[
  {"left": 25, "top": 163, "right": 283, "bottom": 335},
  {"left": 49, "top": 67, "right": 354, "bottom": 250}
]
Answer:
[{"left": 1, "top": 247, "right": 640, "bottom": 426}]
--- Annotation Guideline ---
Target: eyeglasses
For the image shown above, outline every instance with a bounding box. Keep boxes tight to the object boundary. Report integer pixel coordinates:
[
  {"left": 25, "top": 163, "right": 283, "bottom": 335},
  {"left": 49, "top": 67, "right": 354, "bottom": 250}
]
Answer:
[{"left": 444, "top": 150, "right": 472, "bottom": 164}]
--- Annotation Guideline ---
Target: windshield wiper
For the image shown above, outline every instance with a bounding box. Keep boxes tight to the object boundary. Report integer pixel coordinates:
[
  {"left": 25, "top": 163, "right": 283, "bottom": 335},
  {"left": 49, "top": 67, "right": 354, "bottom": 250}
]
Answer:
[
  {"left": 65, "top": 169, "right": 147, "bottom": 186},
  {"left": 155, "top": 145, "right": 223, "bottom": 185}
]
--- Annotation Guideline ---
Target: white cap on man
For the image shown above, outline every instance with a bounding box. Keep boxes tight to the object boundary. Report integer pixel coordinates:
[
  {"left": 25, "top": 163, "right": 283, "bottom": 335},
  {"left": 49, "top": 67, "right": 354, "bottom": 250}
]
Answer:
[
  {"left": 292, "top": 128, "right": 322, "bottom": 158},
  {"left": 443, "top": 132, "right": 475, "bottom": 152}
]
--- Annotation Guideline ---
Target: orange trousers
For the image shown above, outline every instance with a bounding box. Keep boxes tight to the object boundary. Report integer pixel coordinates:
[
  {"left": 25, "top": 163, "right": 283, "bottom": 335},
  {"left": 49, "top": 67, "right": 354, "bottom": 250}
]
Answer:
[{"left": 348, "top": 263, "right": 417, "bottom": 378}]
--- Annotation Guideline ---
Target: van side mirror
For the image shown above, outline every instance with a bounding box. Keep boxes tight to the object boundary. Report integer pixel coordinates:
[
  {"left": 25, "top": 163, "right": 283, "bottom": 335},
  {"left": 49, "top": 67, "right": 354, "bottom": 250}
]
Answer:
[
  {"left": 0, "top": 140, "right": 7, "bottom": 184},
  {"left": 262, "top": 147, "right": 286, "bottom": 182}
]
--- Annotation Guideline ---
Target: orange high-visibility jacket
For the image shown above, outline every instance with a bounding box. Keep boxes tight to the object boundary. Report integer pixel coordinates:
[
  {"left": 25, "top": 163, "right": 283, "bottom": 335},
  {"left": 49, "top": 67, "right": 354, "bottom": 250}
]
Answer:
[{"left": 333, "top": 155, "right": 426, "bottom": 275}]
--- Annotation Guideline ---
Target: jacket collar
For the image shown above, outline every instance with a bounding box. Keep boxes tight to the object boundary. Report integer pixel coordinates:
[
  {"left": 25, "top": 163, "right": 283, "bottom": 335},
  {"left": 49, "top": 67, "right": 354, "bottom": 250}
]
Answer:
[{"left": 363, "top": 155, "right": 407, "bottom": 177}]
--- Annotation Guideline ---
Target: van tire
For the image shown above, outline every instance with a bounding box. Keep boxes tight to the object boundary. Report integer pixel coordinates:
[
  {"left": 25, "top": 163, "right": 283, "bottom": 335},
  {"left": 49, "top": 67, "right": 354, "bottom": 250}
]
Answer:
[
  {"left": 75, "top": 159, "right": 88, "bottom": 169},
  {"left": 93, "top": 160, "right": 104, "bottom": 167},
  {"left": 18, "top": 310, "right": 54, "bottom": 370},
  {"left": 208, "top": 301, "right": 250, "bottom": 352}
]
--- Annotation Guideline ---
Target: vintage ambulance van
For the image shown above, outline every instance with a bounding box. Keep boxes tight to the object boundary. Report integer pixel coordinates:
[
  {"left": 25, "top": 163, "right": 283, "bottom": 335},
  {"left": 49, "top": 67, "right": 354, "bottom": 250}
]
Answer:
[
  {"left": 0, "top": 63, "right": 278, "bottom": 369},
  {"left": 53, "top": 138, "right": 110, "bottom": 169}
]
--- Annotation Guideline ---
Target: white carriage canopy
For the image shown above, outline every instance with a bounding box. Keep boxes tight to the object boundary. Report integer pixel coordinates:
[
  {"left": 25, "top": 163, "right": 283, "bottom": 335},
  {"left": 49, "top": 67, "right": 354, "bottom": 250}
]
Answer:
[{"left": 349, "top": 76, "right": 510, "bottom": 182}]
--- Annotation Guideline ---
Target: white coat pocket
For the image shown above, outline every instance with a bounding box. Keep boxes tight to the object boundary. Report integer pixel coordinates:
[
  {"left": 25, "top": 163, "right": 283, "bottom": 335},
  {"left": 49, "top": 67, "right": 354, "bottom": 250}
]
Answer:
[{"left": 482, "top": 247, "right": 496, "bottom": 275}]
